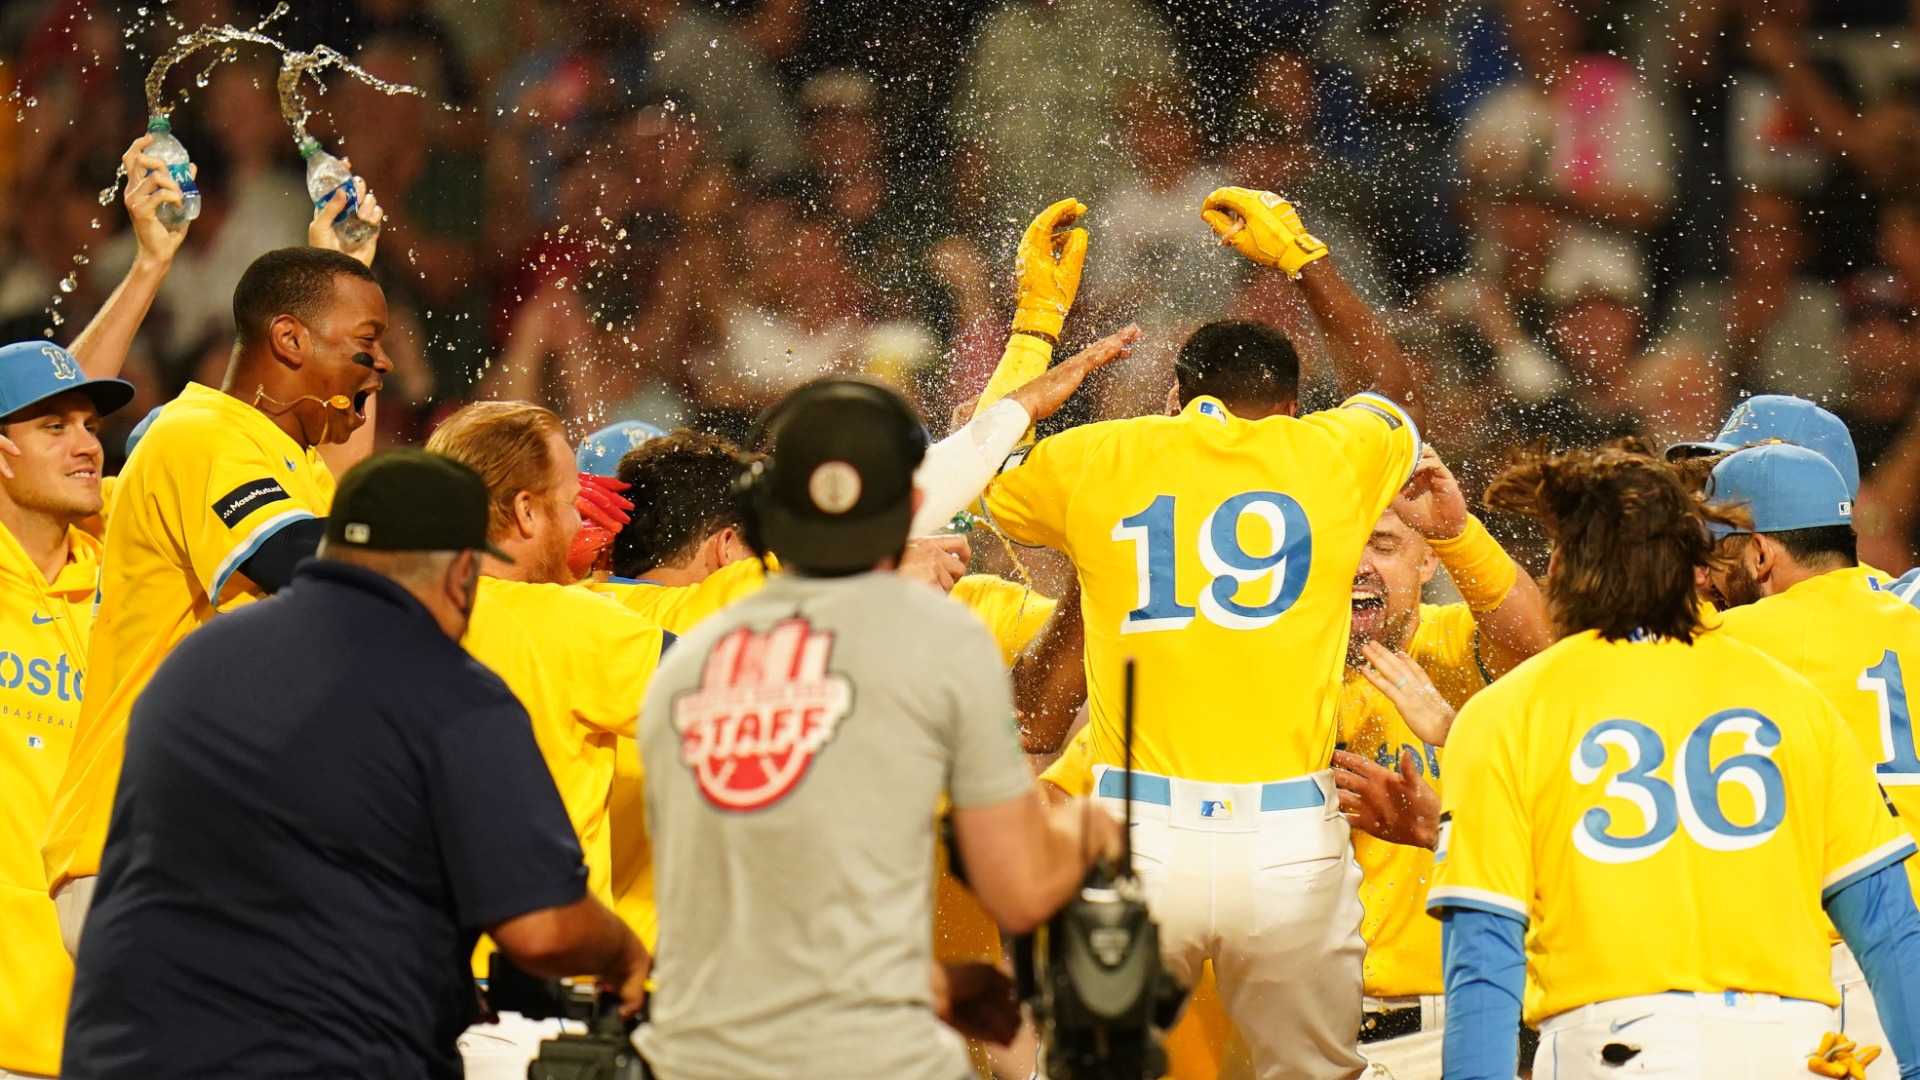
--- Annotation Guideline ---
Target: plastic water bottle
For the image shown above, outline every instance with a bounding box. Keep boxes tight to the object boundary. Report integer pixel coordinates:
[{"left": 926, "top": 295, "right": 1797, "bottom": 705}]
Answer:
[
  {"left": 300, "top": 138, "right": 379, "bottom": 247},
  {"left": 145, "top": 116, "right": 201, "bottom": 228}
]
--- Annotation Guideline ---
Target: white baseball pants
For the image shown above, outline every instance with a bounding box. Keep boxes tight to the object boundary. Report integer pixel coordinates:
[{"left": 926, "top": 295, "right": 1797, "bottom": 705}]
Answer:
[
  {"left": 1095, "top": 766, "right": 1367, "bottom": 1080},
  {"left": 1535, "top": 991, "right": 1838, "bottom": 1079}
]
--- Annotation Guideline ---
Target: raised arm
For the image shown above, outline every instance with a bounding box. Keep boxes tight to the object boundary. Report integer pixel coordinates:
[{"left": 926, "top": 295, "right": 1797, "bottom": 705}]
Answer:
[
  {"left": 1395, "top": 447, "right": 1553, "bottom": 678},
  {"left": 67, "top": 136, "right": 191, "bottom": 379},
  {"left": 1201, "top": 186, "right": 1412, "bottom": 403},
  {"left": 1010, "top": 573, "right": 1085, "bottom": 755}
]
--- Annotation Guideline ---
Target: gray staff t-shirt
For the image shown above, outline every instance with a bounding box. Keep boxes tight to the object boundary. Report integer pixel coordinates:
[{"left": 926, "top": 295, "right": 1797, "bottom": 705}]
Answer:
[{"left": 636, "top": 570, "right": 1034, "bottom": 1080}]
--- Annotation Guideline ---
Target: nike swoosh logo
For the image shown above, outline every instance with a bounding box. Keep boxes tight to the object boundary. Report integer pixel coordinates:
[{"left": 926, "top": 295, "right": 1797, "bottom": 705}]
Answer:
[
  {"left": 1609, "top": 1014, "right": 1653, "bottom": 1033},
  {"left": 30, "top": 614, "right": 54, "bottom": 624}
]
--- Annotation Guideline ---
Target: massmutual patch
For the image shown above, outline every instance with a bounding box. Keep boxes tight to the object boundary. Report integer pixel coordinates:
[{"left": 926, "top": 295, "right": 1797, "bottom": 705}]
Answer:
[{"left": 213, "top": 478, "right": 291, "bottom": 527}]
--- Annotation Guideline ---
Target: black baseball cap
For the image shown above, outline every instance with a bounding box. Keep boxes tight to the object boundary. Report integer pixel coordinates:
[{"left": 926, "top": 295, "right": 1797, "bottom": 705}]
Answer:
[
  {"left": 326, "top": 449, "right": 512, "bottom": 560},
  {"left": 753, "top": 378, "right": 929, "bottom": 574}
]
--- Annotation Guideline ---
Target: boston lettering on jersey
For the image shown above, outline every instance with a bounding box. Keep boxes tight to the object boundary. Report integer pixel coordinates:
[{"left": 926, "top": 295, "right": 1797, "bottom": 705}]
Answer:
[
  {"left": 212, "top": 478, "right": 291, "bottom": 528},
  {"left": 0, "top": 648, "right": 82, "bottom": 701}
]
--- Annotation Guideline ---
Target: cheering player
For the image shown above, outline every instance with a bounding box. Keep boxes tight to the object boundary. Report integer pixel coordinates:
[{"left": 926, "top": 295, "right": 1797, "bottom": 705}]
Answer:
[
  {"left": 1707, "top": 443, "right": 1920, "bottom": 1076},
  {"left": 43, "top": 248, "right": 391, "bottom": 945},
  {"left": 983, "top": 188, "right": 1419, "bottom": 1079},
  {"left": 1431, "top": 443, "right": 1920, "bottom": 1080}
]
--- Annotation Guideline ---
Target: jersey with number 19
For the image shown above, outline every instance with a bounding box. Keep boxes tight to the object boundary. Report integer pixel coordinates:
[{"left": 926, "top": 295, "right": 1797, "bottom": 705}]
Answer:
[
  {"left": 1428, "top": 630, "right": 1912, "bottom": 1024},
  {"left": 982, "top": 393, "right": 1419, "bottom": 783}
]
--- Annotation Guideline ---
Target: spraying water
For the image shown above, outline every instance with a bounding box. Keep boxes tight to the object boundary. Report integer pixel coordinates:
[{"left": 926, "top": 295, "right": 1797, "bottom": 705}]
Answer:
[{"left": 277, "top": 47, "right": 423, "bottom": 246}]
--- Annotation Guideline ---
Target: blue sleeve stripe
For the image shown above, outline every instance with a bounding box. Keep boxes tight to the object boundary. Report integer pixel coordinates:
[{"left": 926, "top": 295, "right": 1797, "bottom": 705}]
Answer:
[
  {"left": 1824, "top": 837, "right": 1920, "bottom": 903},
  {"left": 1344, "top": 391, "right": 1421, "bottom": 484},
  {"left": 209, "top": 509, "right": 318, "bottom": 603},
  {"left": 1426, "top": 885, "right": 1528, "bottom": 924}
]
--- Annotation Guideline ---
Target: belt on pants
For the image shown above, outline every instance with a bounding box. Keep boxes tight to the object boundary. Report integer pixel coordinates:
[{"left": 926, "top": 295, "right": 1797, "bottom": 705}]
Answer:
[
  {"left": 1093, "top": 769, "right": 1326, "bottom": 812},
  {"left": 1358, "top": 1006, "right": 1423, "bottom": 1044}
]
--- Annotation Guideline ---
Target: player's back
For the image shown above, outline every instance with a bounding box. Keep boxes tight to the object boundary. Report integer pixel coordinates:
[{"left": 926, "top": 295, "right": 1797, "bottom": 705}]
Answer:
[
  {"left": 1717, "top": 566, "right": 1920, "bottom": 897},
  {"left": 1436, "top": 629, "right": 1909, "bottom": 1023},
  {"left": 985, "top": 393, "right": 1417, "bottom": 784}
]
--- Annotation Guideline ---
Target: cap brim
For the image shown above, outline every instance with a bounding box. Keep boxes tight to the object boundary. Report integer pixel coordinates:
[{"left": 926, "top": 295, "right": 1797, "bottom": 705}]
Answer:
[
  {"left": 3, "top": 377, "right": 137, "bottom": 421},
  {"left": 1665, "top": 440, "right": 1738, "bottom": 461},
  {"left": 761, "top": 501, "right": 912, "bottom": 574}
]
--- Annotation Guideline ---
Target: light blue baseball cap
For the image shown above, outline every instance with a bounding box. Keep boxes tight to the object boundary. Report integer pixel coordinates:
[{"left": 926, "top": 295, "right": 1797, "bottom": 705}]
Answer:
[
  {"left": 575, "top": 419, "right": 665, "bottom": 477},
  {"left": 1667, "top": 394, "right": 1860, "bottom": 498},
  {"left": 1707, "top": 442, "right": 1855, "bottom": 537},
  {"left": 123, "top": 405, "right": 164, "bottom": 458},
  {"left": 0, "top": 340, "right": 135, "bottom": 420}
]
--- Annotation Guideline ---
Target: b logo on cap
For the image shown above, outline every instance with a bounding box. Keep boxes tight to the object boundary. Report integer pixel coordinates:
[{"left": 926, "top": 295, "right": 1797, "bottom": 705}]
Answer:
[
  {"left": 808, "top": 461, "right": 862, "bottom": 515},
  {"left": 344, "top": 523, "right": 371, "bottom": 543},
  {"left": 42, "top": 346, "right": 79, "bottom": 382}
]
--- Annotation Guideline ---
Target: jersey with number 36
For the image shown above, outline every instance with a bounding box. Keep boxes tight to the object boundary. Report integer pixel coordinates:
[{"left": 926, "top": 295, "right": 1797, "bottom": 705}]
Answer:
[
  {"left": 1428, "top": 630, "right": 1913, "bottom": 1024},
  {"left": 982, "top": 393, "right": 1418, "bottom": 784}
]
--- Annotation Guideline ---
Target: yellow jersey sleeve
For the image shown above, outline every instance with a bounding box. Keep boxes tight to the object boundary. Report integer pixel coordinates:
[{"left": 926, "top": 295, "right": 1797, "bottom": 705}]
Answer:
[
  {"left": 1300, "top": 393, "right": 1421, "bottom": 520},
  {"left": 951, "top": 574, "right": 1057, "bottom": 665},
  {"left": 1039, "top": 723, "right": 1097, "bottom": 797},
  {"left": 185, "top": 443, "right": 332, "bottom": 604},
  {"left": 1425, "top": 688, "right": 1531, "bottom": 923},
  {"left": 981, "top": 427, "right": 1093, "bottom": 551}
]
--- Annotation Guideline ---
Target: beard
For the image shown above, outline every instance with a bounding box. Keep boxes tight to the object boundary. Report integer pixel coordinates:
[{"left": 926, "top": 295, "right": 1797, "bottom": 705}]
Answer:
[
  {"left": 524, "top": 524, "right": 575, "bottom": 586},
  {"left": 1718, "top": 560, "right": 1763, "bottom": 608}
]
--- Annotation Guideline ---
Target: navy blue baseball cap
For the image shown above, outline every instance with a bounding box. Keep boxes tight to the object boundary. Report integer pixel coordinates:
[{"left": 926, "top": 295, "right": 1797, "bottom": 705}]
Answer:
[
  {"left": 0, "top": 341, "right": 135, "bottom": 421},
  {"left": 1666, "top": 395, "right": 1860, "bottom": 498},
  {"left": 1706, "top": 443, "right": 1855, "bottom": 537},
  {"left": 576, "top": 419, "right": 665, "bottom": 477}
]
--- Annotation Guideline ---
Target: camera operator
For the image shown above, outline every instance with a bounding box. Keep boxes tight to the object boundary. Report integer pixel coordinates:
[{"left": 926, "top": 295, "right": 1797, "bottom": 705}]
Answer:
[
  {"left": 61, "top": 452, "right": 647, "bottom": 1080},
  {"left": 637, "top": 377, "right": 1121, "bottom": 1080}
]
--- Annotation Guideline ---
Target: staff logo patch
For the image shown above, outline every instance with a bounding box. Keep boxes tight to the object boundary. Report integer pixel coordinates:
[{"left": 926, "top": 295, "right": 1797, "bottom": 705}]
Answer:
[{"left": 672, "top": 617, "right": 852, "bottom": 812}]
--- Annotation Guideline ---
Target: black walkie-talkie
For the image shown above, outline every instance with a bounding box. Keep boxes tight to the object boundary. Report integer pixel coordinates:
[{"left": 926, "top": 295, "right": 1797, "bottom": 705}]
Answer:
[{"left": 1014, "top": 658, "right": 1188, "bottom": 1080}]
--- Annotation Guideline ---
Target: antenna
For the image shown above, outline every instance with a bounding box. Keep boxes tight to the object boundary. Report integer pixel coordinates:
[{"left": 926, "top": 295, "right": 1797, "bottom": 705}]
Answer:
[{"left": 1121, "top": 656, "right": 1136, "bottom": 880}]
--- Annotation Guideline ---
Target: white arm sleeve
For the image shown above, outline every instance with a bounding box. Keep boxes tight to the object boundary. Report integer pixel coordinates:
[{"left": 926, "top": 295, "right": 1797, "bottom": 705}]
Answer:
[{"left": 909, "top": 398, "right": 1034, "bottom": 537}]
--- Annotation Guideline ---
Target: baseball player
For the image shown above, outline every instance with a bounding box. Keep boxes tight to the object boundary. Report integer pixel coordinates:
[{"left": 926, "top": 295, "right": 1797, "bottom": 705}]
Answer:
[
  {"left": 1705, "top": 443, "right": 1920, "bottom": 1077},
  {"left": 982, "top": 188, "right": 1420, "bottom": 1079},
  {"left": 0, "top": 342, "right": 134, "bottom": 1079},
  {"left": 1431, "top": 443, "right": 1920, "bottom": 1080},
  {"left": 1041, "top": 448, "right": 1553, "bottom": 1080},
  {"left": 43, "top": 247, "right": 391, "bottom": 950}
]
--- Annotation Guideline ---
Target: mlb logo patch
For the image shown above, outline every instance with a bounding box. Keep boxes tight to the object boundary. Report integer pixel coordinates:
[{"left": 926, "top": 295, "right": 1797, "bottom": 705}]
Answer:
[
  {"left": 1200, "top": 799, "right": 1233, "bottom": 820},
  {"left": 27, "top": 736, "right": 43, "bottom": 749}
]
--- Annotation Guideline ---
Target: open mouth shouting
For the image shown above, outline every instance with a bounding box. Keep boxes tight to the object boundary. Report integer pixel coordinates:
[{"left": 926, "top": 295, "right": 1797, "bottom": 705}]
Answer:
[
  {"left": 351, "top": 383, "right": 380, "bottom": 423},
  {"left": 1350, "top": 573, "right": 1387, "bottom": 642}
]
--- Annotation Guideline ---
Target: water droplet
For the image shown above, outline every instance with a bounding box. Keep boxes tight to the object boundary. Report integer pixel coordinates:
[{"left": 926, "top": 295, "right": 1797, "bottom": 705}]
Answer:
[
  {"left": 24, "top": 97, "right": 36, "bottom": 108},
  {"left": 58, "top": 274, "right": 78, "bottom": 294}
]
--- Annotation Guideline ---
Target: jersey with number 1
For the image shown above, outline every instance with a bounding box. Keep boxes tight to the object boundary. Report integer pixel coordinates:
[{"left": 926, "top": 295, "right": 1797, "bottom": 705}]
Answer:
[
  {"left": 1428, "top": 630, "right": 1912, "bottom": 1023},
  {"left": 982, "top": 393, "right": 1419, "bottom": 784},
  {"left": 1716, "top": 565, "right": 1920, "bottom": 901}
]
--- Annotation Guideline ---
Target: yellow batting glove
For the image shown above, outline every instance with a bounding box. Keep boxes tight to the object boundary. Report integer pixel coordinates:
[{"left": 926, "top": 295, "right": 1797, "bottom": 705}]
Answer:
[
  {"left": 1011, "top": 197, "right": 1088, "bottom": 341},
  {"left": 1200, "top": 186, "right": 1328, "bottom": 278},
  {"left": 1808, "top": 1032, "right": 1879, "bottom": 1079}
]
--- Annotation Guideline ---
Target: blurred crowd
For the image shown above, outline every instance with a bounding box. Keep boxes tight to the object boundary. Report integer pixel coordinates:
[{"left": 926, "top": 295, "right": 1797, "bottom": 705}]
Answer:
[{"left": 6, "top": 0, "right": 1920, "bottom": 572}]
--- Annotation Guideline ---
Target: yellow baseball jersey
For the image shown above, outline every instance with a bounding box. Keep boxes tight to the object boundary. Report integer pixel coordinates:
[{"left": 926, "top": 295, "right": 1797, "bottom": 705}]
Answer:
[
  {"left": 589, "top": 568, "right": 765, "bottom": 949},
  {"left": 1716, "top": 566, "right": 1920, "bottom": 900},
  {"left": 1429, "top": 629, "right": 1913, "bottom": 1024},
  {"left": 950, "top": 573, "right": 1056, "bottom": 665},
  {"left": 984, "top": 393, "right": 1419, "bottom": 783},
  {"left": 1339, "top": 602, "right": 1487, "bottom": 998},
  {"left": 463, "top": 576, "right": 667, "bottom": 910},
  {"left": 44, "top": 383, "right": 335, "bottom": 891},
  {"left": 0, "top": 524, "right": 99, "bottom": 1074}
]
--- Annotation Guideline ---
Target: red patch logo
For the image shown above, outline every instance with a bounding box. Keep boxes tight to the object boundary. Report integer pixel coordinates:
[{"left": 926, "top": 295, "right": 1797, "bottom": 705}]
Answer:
[{"left": 671, "top": 617, "right": 852, "bottom": 811}]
